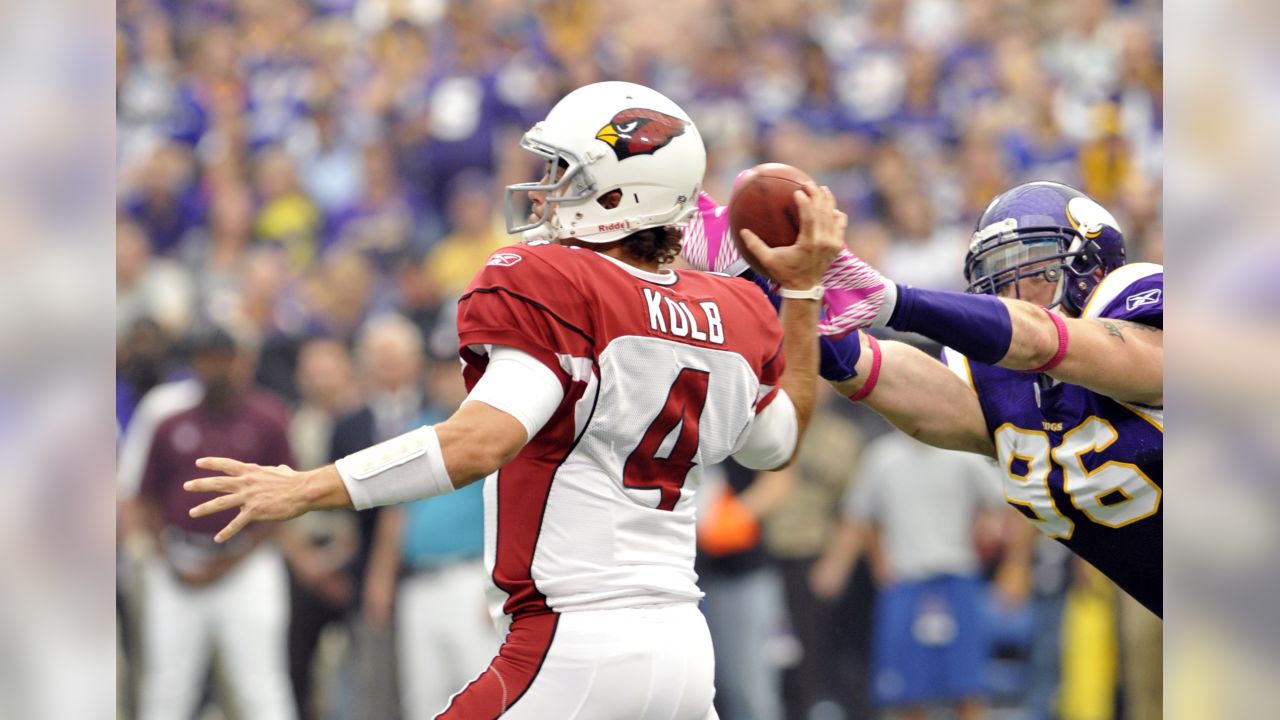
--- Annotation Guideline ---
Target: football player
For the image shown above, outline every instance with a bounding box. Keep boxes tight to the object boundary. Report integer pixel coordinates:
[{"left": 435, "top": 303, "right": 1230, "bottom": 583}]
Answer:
[
  {"left": 185, "top": 81, "right": 847, "bottom": 719},
  {"left": 684, "top": 180, "right": 1163, "bottom": 617}
]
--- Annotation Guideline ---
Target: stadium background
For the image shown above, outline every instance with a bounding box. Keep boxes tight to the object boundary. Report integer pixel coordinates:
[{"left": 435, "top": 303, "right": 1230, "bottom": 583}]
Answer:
[{"left": 115, "top": 0, "right": 1163, "bottom": 718}]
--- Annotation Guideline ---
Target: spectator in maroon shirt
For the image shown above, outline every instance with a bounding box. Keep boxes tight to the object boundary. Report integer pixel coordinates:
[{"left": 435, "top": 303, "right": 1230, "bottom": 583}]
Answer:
[{"left": 131, "top": 326, "right": 299, "bottom": 720}]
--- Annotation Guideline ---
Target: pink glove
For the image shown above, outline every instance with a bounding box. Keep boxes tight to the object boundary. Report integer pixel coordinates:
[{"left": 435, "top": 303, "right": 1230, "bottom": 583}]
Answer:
[
  {"left": 681, "top": 190, "right": 891, "bottom": 337},
  {"left": 816, "top": 252, "right": 892, "bottom": 337}
]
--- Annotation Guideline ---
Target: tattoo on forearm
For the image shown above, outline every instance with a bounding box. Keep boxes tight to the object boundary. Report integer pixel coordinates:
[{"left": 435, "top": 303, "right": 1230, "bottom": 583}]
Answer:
[{"left": 1098, "top": 319, "right": 1161, "bottom": 343}]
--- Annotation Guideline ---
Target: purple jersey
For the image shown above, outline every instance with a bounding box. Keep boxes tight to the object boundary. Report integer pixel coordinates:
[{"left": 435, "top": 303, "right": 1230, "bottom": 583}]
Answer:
[{"left": 944, "top": 263, "right": 1164, "bottom": 615}]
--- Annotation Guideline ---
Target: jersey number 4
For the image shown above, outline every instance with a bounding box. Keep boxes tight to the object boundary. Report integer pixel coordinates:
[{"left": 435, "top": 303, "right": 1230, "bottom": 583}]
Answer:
[{"left": 623, "top": 368, "right": 711, "bottom": 511}]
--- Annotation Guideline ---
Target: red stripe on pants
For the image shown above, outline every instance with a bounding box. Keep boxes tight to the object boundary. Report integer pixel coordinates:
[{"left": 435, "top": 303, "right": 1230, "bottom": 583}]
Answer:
[{"left": 435, "top": 612, "right": 559, "bottom": 719}]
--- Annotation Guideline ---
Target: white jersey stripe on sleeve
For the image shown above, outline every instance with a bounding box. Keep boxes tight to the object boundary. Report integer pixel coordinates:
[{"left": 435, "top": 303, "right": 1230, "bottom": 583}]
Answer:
[{"left": 556, "top": 353, "right": 596, "bottom": 383}]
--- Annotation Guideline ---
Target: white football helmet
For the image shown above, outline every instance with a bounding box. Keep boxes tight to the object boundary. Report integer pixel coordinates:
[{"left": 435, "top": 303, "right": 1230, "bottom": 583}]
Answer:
[{"left": 505, "top": 81, "right": 707, "bottom": 244}]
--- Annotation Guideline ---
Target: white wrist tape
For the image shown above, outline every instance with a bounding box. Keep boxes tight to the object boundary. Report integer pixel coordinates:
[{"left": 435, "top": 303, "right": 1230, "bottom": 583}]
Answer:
[
  {"left": 335, "top": 425, "right": 453, "bottom": 510},
  {"left": 871, "top": 279, "right": 899, "bottom": 328}
]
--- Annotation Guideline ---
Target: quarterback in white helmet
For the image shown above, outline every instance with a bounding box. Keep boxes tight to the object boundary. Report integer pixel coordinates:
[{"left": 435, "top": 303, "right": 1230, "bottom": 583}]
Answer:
[{"left": 185, "top": 81, "right": 848, "bottom": 720}]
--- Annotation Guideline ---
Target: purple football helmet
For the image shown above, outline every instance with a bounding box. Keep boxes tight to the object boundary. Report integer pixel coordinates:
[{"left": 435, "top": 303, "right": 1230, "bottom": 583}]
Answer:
[{"left": 964, "top": 181, "right": 1126, "bottom": 316}]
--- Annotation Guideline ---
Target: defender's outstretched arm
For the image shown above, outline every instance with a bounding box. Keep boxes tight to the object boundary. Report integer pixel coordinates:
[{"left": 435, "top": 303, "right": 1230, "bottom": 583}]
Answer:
[
  {"left": 1000, "top": 299, "right": 1162, "bottom": 406},
  {"left": 830, "top": 335, "right": 994, "bottom": 458},
  {"left": 876, "top": 286, "right": 1162, "bottom": 406}
]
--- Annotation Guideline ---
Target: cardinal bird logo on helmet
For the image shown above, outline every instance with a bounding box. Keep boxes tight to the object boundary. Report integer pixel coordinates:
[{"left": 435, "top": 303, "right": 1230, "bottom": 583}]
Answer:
[{"left": 595, "top": 109, "right": 688, "bottom": 161}]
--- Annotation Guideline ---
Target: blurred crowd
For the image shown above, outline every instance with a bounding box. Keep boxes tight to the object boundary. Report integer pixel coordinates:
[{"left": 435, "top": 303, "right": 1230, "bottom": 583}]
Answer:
[{"left": 116, "top": 0, "right": 1163, "bottom": 718}]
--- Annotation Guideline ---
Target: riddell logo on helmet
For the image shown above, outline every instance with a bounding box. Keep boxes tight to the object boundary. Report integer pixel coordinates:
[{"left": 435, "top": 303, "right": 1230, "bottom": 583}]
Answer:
[{"left": 597, "top": 221, "right": 630, "bottom": 233}]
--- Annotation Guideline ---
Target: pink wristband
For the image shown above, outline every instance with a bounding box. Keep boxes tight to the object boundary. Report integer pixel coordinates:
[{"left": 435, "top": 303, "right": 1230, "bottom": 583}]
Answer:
[
  {"left": 848, "top": 334, "right": 882, "bottom": 402},
  {"left": 1028, "top": 307, "right": 1069, "bottom": 374}
]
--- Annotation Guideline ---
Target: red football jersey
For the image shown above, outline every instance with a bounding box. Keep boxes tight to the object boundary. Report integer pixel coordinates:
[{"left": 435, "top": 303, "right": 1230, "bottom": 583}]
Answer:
[{"left": 456, "top": 242, "right": 784, "bottom": 622}]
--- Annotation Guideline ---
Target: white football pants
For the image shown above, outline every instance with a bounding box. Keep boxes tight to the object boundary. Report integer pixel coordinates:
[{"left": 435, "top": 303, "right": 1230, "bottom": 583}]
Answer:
[
  {"left": 435, "top": 602, "right": 719, "bottom": 720},
  {"left": 138, "top": 545, "right": 296, "bottom": 720}
]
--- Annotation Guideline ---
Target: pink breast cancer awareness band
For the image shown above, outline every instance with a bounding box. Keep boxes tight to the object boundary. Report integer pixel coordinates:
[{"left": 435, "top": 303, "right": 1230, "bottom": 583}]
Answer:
[{"left": 1027, "top": 306, "right": 1069, "bottom": 374}]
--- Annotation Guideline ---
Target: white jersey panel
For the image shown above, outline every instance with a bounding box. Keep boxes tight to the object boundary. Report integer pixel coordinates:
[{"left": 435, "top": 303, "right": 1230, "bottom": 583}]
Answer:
[
  {"left": 527, "top": 335, "right": 764, "bottom": 613},
  {"left": 481, "top": 472, "right": 505, "bottom": 632},
  {"left": 482, "top": 364, "right": 602, "bottom": 630}
]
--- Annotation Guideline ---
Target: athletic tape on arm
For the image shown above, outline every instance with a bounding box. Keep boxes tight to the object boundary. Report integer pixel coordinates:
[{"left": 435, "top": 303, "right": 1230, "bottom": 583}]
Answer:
[
  {"left": 335, "top": 347, "right": 564, "bottom": 510},
  {"left": 335, "top": 425, "right": 453, "bottom": 510},
  {"left": 733, "top": 389, "right": 799, "bottom": 470},
  {"left": 462, "top": 345, "right": 565, "bottom": 439}
]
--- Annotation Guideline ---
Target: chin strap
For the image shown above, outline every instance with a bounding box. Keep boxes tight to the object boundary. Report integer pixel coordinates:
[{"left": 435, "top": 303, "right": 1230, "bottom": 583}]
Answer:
[{"left": 520, "top": 224, "right": 560, "bottom": 244}]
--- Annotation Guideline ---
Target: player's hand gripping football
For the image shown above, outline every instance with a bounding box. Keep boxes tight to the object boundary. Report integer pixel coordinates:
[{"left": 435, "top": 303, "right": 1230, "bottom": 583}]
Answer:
[
  {"left": 683, "top": 188, "right": 889, "bottom": 336},
  {"left": 185, "top": 457, "right": 329, "bottom": 543},
  {"left": 738, "top": 184, "right": 847, "bottom": 292}
]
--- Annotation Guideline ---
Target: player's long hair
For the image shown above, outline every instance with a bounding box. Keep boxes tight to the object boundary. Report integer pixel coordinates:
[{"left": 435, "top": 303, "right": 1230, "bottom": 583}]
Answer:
[
  {"left": 620, "top": 226, "right": 684, "bottom": 266},
  {"left": 569, "top": 189, "right": 684, "bottom": 265}
]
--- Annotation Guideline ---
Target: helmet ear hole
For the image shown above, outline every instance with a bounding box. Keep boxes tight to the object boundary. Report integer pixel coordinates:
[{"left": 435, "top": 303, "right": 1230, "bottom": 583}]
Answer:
[{"left": 597, "top": 189, "right": 623, "bottom": 209}]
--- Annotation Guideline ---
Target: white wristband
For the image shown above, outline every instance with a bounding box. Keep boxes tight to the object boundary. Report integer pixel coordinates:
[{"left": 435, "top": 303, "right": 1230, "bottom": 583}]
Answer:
[
  {"left": 335, "top": 425, "right": 454, "bottom": 510},
  {"left": 779, "top": 285, "right": 824, "bottom": 301}
]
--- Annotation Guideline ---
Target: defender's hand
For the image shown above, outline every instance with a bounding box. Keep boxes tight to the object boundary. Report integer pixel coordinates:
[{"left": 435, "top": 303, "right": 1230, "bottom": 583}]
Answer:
[
  {"left": 185, "top": 458, "right": 335, "bottom": 543},
  {"left": 739, "top": 184, "right": 847, "bottom": 292},
  {"left": 815, "top": 249, "right": 891, "bottom": 337}
]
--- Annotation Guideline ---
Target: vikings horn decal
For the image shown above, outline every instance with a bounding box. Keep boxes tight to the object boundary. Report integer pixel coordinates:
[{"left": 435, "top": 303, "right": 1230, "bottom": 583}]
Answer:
[
  {"left": 595, "top": 109, "right": 689, "bottom": 161},
  {"left": 1065, "top": 196, "right": 1120, "bottom": 240}
]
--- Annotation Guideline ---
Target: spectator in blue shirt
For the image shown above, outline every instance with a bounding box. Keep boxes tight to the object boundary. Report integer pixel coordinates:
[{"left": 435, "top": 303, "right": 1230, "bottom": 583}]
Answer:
[{"left": 362, "top": 360, "right": 498, "bottom": 720}]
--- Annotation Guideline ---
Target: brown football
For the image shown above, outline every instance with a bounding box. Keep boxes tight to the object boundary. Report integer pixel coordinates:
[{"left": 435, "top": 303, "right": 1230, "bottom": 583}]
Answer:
[{"left": 727, "top": 163, "right": 817, "bottom": 278}]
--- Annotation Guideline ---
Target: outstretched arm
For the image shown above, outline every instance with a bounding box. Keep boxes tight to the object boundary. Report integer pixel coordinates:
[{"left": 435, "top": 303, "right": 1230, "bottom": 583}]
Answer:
[
  {"left": 878, "top": 285, "right": 1162, "bottom": 406},
  {"left": 831, "top": 335, "right": 994, "bottom": 457},
  {"left": 1001, "top": 301, "right": 1162, "bottom": 405},
  {"left": 679, "top": 187, "right": 1160, "bottom": 406},
  {"left": 184, "top": 400, "right": 529, "bottom": 543},
  {"left": 188, "top": 338, "right": 574, "bottom": 543}
]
